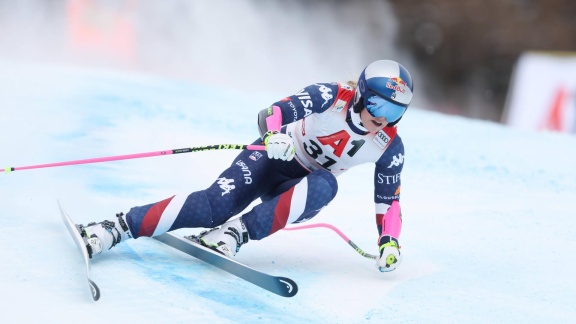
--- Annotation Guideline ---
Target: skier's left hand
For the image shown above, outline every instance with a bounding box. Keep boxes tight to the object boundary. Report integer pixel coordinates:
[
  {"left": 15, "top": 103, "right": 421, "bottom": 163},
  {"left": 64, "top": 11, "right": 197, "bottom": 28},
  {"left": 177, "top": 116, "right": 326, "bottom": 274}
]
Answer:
[
  {"left": 264, "top": 131, "right": 296, "bottom": 161},
  {"left": 376, "top": 235, "right": 402, "bottom": 272}
]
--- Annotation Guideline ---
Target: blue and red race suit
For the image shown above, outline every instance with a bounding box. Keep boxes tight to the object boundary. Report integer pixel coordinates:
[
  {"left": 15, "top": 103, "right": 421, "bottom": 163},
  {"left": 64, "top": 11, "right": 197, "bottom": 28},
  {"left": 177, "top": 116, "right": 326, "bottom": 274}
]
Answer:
[{"left": 124, "top": 82, "right": 404, "bottom": 241}]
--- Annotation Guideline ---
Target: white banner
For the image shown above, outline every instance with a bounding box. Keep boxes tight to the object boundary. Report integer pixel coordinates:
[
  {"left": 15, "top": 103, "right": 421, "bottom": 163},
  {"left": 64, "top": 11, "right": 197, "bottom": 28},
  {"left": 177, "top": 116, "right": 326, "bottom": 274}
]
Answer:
[{"left": 503, "top": 52, "right": 576, "bottom": 134}]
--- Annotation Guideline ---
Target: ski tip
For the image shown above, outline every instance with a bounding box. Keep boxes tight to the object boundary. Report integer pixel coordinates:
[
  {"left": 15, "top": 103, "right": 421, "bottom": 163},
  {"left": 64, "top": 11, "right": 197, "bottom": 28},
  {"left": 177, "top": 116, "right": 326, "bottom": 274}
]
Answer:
[
  {"left": 57, "top": 199, "right": 67, "bottom": 217},
  {"left": 278, "top": 277, "right": 298, "bottom": 297},
  {"left": 89, "top": 279, "right": 101, "bottom": 301}
]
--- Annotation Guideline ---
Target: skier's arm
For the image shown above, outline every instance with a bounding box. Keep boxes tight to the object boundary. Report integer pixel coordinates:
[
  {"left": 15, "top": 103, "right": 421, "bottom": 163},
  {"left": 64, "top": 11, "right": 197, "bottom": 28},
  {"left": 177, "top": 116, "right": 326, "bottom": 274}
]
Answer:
[
  {"left": 373, "top": 137, "right": 404, "bottom": 272},
  {"left": 256, "top": 83, "right": 339, "bottom": 161},
  {"left": 257, "top": 83, "right": 340, "bottom": 138},
  {"left": 257, "top": 105, "right": 283, "bottom": 138},
  {"left": 257, "top": 105, "right": 295, "bottom": 161}
]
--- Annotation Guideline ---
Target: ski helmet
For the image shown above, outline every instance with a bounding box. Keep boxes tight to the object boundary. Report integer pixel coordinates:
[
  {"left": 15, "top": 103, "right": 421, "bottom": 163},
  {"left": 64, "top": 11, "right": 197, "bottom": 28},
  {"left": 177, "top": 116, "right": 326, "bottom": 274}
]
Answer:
[{"left": 353, "top": 60, "right": 414, "bottom": 126}]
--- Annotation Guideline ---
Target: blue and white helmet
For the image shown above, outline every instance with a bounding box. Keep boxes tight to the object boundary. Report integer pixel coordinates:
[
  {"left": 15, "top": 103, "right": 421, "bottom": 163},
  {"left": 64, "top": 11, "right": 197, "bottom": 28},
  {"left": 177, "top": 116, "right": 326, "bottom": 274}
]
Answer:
[{"left": 354, "top": 60, "right": 414, "bottom": 126}]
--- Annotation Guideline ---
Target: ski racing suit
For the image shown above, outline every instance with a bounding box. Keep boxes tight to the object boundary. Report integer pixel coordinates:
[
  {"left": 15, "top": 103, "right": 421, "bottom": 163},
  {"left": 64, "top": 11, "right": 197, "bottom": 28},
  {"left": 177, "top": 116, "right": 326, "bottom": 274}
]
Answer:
[{"left": 124, "top": 82, "right": 404, "bottom": 242}]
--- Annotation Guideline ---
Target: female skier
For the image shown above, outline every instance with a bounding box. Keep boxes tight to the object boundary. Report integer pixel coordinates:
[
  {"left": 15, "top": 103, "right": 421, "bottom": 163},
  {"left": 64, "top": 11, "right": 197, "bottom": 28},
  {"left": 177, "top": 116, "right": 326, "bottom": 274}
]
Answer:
[{"left": 80, "top": 59, "right": 413, "bottom": 272}]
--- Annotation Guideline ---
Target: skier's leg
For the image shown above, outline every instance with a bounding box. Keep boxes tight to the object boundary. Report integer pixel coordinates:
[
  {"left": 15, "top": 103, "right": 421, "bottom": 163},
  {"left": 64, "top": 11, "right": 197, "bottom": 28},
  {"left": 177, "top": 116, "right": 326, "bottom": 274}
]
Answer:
[
  {"left": 199, "top": 169, "right": 338, "bottom": 257},
  {"left": 242, "top": 169, "right": 338, "bottom": 240},
  {"left": 125, "top": 150, "right": 281, "bottom": 237},
  {"left": 82, "top": 145, "right": 277, "bottom": 257}
]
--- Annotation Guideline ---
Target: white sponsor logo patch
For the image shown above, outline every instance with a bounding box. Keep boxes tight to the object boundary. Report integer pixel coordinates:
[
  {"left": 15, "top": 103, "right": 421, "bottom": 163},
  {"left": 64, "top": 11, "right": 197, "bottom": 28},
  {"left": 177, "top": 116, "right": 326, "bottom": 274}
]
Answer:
[
  {"left": 249, "top": 151, "right": 263, "bottom": 161},
  {"left": 332, "top": 99, "right": 347, "bottom": 113},
  {"left": 373, "top": 130, "right": 391, "bottom": 149}
]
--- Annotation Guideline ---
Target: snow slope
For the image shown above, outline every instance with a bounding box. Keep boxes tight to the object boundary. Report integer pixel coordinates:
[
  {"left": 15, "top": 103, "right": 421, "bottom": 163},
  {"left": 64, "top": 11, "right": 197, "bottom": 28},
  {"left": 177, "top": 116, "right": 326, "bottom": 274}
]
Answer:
[{"left": 1, "top": 61, "right": 575, "bottom": 323}]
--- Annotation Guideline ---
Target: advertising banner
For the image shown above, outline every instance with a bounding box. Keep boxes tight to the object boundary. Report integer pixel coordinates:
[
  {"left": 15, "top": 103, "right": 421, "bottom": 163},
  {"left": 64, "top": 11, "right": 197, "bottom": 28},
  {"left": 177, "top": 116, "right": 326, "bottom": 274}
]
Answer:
[{"left": 503, "top": 52, "right": 576, "bottom": 134}]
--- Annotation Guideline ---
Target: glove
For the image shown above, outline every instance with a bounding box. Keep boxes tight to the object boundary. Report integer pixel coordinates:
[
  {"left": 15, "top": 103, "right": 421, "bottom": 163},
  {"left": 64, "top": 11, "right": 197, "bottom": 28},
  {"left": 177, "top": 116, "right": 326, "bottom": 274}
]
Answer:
[
  {"left": 376, "top": 235, "right": 402, "bottom": 272},
  {"left": 263, "top": 131, "right": 295, "bottom": 161}
]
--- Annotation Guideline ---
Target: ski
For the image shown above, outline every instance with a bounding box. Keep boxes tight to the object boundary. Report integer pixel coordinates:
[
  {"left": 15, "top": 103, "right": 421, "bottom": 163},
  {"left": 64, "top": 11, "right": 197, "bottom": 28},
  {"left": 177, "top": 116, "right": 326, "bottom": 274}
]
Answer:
[
  {"left": 59, "top": 202, "right": 101, "bottom": 301},
  {"left": 154, "top": 233, "right": 298, "bottom": 298}
]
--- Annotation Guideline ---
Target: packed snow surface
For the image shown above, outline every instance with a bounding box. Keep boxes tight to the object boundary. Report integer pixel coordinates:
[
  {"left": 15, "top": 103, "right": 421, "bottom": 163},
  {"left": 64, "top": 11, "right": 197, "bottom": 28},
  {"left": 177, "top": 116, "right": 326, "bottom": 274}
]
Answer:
[{"left": 1, "top": 62, "right": 575, "bottom": 323}]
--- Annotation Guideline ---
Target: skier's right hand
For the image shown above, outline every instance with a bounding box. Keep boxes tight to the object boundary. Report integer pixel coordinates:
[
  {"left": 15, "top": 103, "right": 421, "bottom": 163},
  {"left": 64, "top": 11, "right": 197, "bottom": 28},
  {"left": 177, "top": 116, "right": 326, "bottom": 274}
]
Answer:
[
  {"left": 264, "top": 131, "right": 295, "bottom": 161},
  {"left": 376, "top": 235, "right": 402, "bottom": 272}
]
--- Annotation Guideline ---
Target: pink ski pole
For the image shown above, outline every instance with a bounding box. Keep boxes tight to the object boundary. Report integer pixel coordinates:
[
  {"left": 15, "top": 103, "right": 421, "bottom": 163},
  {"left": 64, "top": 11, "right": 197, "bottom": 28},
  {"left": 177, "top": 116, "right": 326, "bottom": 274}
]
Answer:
[
  {"left": 283, "top": 223, "right": 377, "bottom": 259},
  {"left": 1, "top": 144, "right": 266, "bottom": 174}
]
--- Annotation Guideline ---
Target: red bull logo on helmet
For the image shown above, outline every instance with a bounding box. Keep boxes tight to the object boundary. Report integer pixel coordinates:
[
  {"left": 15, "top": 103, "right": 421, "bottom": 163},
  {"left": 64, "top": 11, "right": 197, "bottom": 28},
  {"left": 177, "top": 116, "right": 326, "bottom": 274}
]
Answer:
[
  {"left": 390, "top": 77, "right": 408, "bottom": 87},
  {"left": 386, "top": 77, "right": 407, "bottom": 93}
]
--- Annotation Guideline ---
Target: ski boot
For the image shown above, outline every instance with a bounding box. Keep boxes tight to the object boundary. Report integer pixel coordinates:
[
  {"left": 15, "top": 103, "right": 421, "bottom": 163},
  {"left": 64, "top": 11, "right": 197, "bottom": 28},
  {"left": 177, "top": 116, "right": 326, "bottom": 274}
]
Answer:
[
  {"left": 192, "top": 217, "right": 249, "bottom": 258},
  {"left": 79, "top": 213, "right": 132, "bottom": 258}
]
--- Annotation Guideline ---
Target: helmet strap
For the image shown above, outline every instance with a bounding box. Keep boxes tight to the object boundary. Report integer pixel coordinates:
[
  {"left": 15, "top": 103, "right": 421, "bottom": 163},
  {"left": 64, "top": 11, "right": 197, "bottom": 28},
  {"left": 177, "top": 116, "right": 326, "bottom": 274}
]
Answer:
[{"left": 352, "top": 98, "right": 364, "bottom": 114}]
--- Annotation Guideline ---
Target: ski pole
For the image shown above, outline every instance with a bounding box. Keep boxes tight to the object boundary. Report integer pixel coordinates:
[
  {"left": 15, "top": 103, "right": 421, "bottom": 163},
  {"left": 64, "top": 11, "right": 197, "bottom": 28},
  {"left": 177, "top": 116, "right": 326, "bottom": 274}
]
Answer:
[
  {"left": 1, "top": 144, "right": 266, "bottom": 174},
  {"left": 283, "top": 223, "right": 377, "bottom": 259}
]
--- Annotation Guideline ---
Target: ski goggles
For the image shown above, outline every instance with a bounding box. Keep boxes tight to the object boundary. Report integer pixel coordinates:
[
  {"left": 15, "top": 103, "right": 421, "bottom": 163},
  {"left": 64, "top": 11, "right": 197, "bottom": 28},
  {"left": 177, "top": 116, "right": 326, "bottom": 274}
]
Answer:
[{"left": 365, "top": 95, "right": 407, "bottom": 123}]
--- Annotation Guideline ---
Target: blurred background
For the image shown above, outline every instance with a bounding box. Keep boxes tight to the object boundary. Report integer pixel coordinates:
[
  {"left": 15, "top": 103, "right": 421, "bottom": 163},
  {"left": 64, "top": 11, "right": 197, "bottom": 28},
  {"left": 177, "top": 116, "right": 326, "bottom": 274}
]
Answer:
[{"left": 1, "top": 0, "right": 575, "bottom": 133}]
